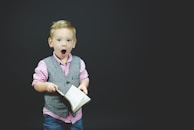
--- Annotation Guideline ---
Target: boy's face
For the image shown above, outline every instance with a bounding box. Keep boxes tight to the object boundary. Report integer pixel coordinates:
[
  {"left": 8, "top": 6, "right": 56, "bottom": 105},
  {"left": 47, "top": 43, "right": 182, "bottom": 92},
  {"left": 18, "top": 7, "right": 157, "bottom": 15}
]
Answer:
[{"left": 48, "top": 28, "right": 76, "bottom": 60}]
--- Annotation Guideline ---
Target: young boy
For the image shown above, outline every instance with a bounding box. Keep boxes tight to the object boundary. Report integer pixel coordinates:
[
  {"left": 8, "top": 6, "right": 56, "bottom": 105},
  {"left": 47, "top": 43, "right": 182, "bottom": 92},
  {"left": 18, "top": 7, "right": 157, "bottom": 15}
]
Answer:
[{"left": 32, "top": 20, "right": 89, "bottom": 130}]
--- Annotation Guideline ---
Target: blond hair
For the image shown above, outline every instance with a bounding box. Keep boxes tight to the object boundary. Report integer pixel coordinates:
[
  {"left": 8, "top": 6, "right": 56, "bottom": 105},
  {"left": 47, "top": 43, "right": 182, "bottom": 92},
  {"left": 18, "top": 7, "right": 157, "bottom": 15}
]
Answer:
[{"left": 49, "top": 20, "right": 77, "bottom": 40}]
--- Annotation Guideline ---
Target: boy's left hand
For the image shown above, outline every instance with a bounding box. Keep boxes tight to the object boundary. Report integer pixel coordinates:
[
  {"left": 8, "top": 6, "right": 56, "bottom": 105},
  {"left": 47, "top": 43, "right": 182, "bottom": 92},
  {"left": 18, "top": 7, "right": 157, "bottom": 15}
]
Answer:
[{"left": 78, "top": 85, "right": 88, "bottom": 95}]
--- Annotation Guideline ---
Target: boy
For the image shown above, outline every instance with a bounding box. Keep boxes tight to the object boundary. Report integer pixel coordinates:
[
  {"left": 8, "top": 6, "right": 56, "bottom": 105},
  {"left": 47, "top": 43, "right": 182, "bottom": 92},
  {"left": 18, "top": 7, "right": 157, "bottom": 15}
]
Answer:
[{"left": 32, "top": 20, "right": 89, "bottom": 130}]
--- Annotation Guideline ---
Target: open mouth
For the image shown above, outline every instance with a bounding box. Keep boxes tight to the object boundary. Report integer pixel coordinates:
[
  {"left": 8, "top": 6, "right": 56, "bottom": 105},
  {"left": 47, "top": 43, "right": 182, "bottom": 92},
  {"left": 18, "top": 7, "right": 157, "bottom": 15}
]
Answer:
[{"left": 61, "top": 49, "right": 66, "bottom": 54}]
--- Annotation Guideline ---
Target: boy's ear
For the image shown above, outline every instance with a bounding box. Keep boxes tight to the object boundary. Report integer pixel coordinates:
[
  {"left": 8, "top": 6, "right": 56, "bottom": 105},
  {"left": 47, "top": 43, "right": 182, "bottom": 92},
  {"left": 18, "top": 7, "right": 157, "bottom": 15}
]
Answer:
[
  {"left": 48, "top": 37, "right": 53, "bottom": 48},
  {"left": 72, "top": 39, "right": 77, "bottom": 48}
]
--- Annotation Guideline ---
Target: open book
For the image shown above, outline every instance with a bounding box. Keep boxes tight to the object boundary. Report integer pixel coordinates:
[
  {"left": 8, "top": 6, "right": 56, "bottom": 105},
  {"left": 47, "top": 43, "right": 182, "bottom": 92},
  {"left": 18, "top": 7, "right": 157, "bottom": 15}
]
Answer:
[{"left": 57, "top": 85, "right": 91, "bottom": 113}]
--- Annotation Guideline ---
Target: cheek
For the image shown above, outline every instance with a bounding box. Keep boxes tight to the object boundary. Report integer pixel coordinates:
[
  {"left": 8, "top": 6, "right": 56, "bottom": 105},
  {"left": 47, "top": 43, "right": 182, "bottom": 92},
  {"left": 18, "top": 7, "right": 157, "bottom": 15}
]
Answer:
[{"left": 55, "top": 46, "right": 61, "bottom": 50}]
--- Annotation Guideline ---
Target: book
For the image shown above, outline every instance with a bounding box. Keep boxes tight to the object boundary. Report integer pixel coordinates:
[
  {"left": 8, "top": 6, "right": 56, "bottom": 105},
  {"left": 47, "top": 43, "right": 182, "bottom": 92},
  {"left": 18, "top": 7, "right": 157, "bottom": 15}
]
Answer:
[{"left": 57, "top": 85, "right": 91, "bottom": 113}]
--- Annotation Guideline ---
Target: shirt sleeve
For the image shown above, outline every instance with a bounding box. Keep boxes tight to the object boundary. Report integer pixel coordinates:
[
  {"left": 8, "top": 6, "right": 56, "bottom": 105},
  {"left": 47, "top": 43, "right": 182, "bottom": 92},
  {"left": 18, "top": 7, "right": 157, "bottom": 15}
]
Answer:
[
  {"left": 32, "top": 60, "right": 48, "bottom": 86},
  {"left": 80, "top": 59, "right": 89, "bottom": 82}
]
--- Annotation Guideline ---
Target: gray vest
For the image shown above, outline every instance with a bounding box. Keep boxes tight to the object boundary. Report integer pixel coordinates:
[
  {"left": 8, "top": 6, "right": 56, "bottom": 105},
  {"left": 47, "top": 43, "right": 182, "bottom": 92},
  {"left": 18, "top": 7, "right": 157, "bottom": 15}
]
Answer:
[{"left": 43, "top": 55, "right": 80, "bottom": 117}]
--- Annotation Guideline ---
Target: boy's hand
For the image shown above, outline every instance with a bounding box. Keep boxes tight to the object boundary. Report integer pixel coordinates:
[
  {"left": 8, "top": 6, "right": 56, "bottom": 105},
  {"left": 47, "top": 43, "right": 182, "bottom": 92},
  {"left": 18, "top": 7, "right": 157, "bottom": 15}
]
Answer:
[
  {"left": 46, "top": 82, "right": 58, "bottom": 93},
  {"left": 78, "top": 85, "right": 88, "bottom": 95}
]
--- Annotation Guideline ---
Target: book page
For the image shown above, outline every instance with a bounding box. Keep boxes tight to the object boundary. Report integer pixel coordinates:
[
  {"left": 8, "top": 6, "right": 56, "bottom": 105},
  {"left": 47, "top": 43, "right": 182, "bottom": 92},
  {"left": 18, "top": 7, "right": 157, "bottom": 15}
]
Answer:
[{"left": 57, "top": 85, "right": 91, "bottom": 113}]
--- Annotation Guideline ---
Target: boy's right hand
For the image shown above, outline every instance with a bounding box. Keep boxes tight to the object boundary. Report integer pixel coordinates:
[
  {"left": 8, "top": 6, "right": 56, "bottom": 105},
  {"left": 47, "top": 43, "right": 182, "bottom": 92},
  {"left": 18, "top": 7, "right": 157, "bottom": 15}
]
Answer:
[{"left": 46, "top": 82, "right": 58, "bottom": 93}]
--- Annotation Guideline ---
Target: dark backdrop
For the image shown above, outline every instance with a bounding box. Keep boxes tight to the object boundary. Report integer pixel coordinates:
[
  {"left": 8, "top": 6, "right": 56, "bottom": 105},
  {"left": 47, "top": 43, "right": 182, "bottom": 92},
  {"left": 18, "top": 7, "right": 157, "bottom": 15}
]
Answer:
[{"left": 0, "top": 0, "right": 152, "bottom": 129}]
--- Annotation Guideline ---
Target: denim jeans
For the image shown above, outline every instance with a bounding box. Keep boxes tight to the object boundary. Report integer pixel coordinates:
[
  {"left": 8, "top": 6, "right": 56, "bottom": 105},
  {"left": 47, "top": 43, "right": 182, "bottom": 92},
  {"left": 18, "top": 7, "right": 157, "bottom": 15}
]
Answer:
[{"left": 43, "top": 114, "right": 83, "bottom": 130}]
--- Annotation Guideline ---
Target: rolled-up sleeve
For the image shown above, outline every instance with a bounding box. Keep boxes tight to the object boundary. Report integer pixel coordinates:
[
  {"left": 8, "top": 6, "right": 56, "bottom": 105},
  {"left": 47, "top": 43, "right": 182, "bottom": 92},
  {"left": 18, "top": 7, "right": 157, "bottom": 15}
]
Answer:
[
  {"left": 80, "top": 59, "right": 89, "bottom": 82},
  {"left": 32, "top": 60, "right": 48, "bottom": 86}
]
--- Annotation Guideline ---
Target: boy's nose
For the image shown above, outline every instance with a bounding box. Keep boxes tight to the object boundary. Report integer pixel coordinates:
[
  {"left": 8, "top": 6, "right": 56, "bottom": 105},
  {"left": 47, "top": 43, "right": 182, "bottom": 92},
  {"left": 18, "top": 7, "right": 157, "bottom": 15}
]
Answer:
[{"left": 62, "top": 41, "right": 67, "bottom": 45}]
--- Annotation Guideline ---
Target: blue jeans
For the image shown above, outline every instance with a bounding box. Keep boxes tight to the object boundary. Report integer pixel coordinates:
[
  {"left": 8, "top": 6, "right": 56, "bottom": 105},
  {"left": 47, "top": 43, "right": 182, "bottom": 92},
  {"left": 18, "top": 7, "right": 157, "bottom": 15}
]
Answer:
[{"left": 43, "top": 114, "right": 83, "bottom": 130}]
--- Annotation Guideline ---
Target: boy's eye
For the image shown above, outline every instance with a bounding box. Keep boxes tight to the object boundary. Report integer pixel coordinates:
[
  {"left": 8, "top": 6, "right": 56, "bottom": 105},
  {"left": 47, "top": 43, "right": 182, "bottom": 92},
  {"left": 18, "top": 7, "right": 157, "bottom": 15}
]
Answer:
[
  {"left": 67, "top": 39, "right": 72, "bottom": 42},
  {"left": 57, "top": 39, "right": 61, "bottom": 41}
]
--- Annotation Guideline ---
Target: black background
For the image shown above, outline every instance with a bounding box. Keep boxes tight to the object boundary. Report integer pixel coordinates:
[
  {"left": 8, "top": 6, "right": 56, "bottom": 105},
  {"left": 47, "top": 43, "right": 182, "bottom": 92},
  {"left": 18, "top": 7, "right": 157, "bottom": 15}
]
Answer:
[{"left": 0, "top": 0, "right": 152, "bottom": 129}]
